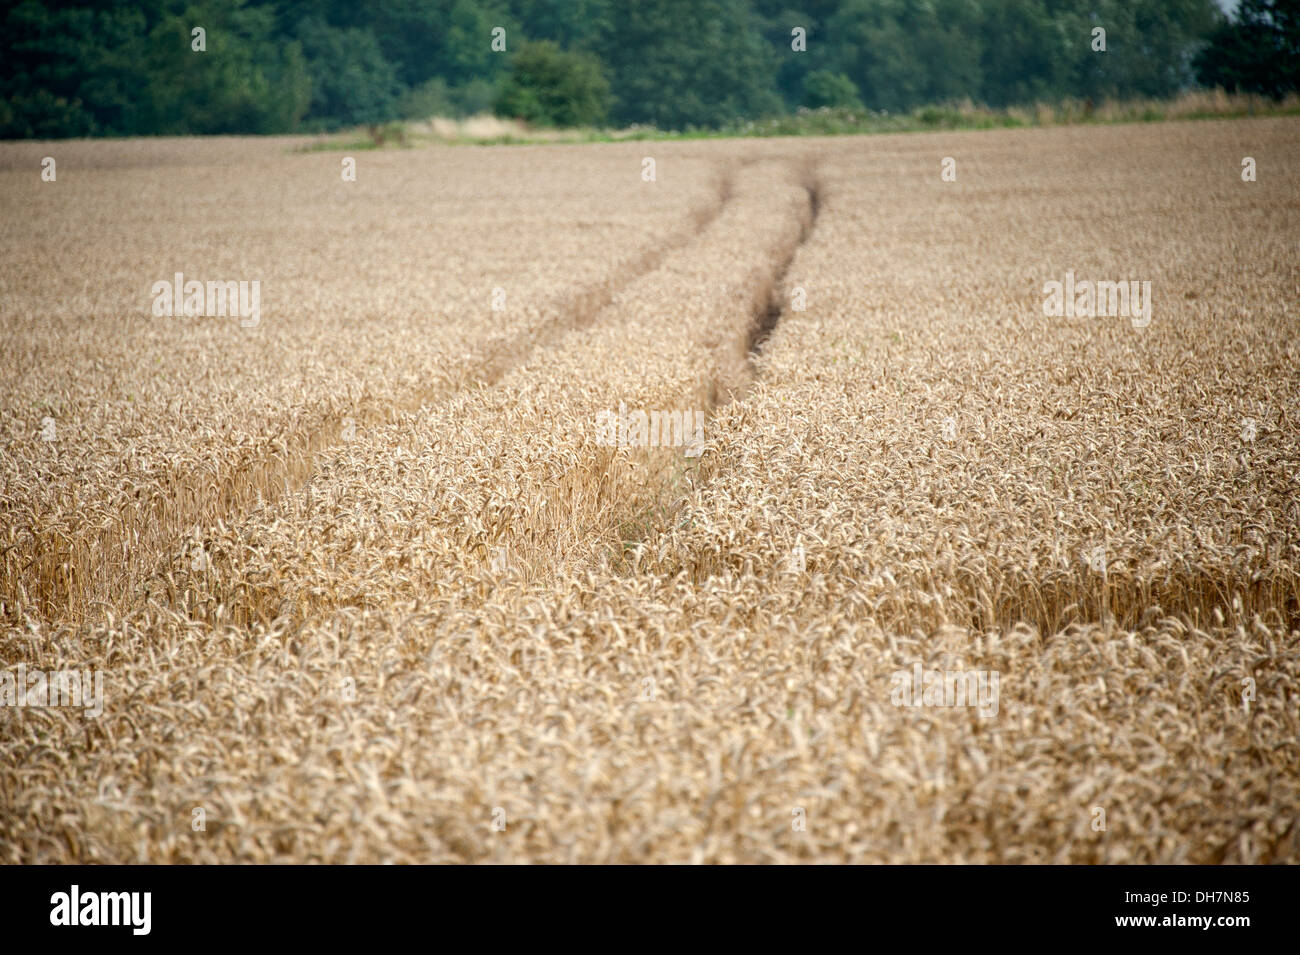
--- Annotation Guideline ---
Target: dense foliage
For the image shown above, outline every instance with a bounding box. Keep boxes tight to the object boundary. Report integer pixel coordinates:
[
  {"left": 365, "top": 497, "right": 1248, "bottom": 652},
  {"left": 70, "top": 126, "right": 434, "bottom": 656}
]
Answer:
[
  {"left": 1, "top": 0, "right": 1293, "bottom": 137},
  {"left": 1195, "top": 0, "right": 1300, "bottom": 98}
]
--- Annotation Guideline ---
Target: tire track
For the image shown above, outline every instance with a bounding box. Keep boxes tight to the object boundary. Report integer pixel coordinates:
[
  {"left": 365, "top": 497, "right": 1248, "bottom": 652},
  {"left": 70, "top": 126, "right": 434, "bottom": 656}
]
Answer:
[
  {"left": 168, "top": 160, "right": 813, "bottom": 627},
  {"left": 14, "top": 168, "right": 735, "bottom": 630},
  {"left": 600, "top": 161, "right": 823, "bottom": 570},
  {"left": 745, "top": 170, "right": 821, "bottom": 366}
]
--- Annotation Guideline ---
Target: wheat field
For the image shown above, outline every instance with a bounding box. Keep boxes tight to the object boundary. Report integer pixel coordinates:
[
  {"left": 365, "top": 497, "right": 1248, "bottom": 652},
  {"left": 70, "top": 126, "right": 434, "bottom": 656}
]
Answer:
[{"left": 1, "top": 118, "right": 1297, "bottom": 863}]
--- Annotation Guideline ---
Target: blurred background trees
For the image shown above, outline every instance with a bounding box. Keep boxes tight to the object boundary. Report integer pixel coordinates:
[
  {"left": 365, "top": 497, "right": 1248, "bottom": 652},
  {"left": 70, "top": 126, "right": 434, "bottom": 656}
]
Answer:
[
  {"left": 495, "top": 40, "right": 609, "bottom": 127},
  {"left": 1196, "top": 0, "right": 1299, "bottom": 97},
  {"left": 1, "top": 0, "right": 1294, "bottom": 138}
]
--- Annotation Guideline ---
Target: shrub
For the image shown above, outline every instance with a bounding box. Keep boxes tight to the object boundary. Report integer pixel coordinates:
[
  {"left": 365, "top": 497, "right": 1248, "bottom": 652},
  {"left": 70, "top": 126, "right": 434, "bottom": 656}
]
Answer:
[
  {"left": 802, "top": 70, "right": 864, "bottom": 110},
  {"left": 495, "top": 41, "right": 610, "bottom": 128}
]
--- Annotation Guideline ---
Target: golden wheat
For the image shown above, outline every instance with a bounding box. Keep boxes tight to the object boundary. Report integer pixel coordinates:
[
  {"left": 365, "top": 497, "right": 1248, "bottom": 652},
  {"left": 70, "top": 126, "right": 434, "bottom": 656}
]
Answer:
[{"left": 1, "top": 119, "right": 1296, "bottom": 863}]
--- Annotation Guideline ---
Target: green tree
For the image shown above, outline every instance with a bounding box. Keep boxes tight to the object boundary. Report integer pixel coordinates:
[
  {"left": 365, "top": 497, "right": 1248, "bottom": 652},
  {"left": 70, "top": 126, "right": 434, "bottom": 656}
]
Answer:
[
  {"left": 1196, "top": 0, "right": 1300, "bottom": 97},
  {"left": 0, "top": 0, "right": 1237, "bottom": 139},
  {"left": 295, "top": 15, "right": 400, "bottom": 128},
  {"left": 1, "top": 0, "right": 156, "bottom": 137},
  {"left": 141, "top": 1, "right": 311, "bottom": 135},
  {"left": 495, "top": 40, "right": 610, "bottom": 126},
  {"left": 751, "top": 3, "right": 840, "bottom": 110},
  {"left": 507, "top": 0, "right": 611, "bottom": 49},
  {"left": 826, "top": 0, "right": 983, "bottom": 112},
  {"left": 975, "top": 0, "right": 1066, "bottom": 107},
  {"left": 802, "top": 69, "right": 862, "bottom": 108},
  {"left": 1046, "top": 0, "right": 1217, "bottom": 103},
  {"left": 596, "top": 0, "right": 782, "bottom": 128}
]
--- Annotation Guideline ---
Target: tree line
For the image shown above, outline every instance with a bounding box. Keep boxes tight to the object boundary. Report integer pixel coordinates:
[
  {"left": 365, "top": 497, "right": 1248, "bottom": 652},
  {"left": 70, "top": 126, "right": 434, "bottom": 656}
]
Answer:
[{"left": 2, "top": 0, "right": 1297, "bottom": 138}]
